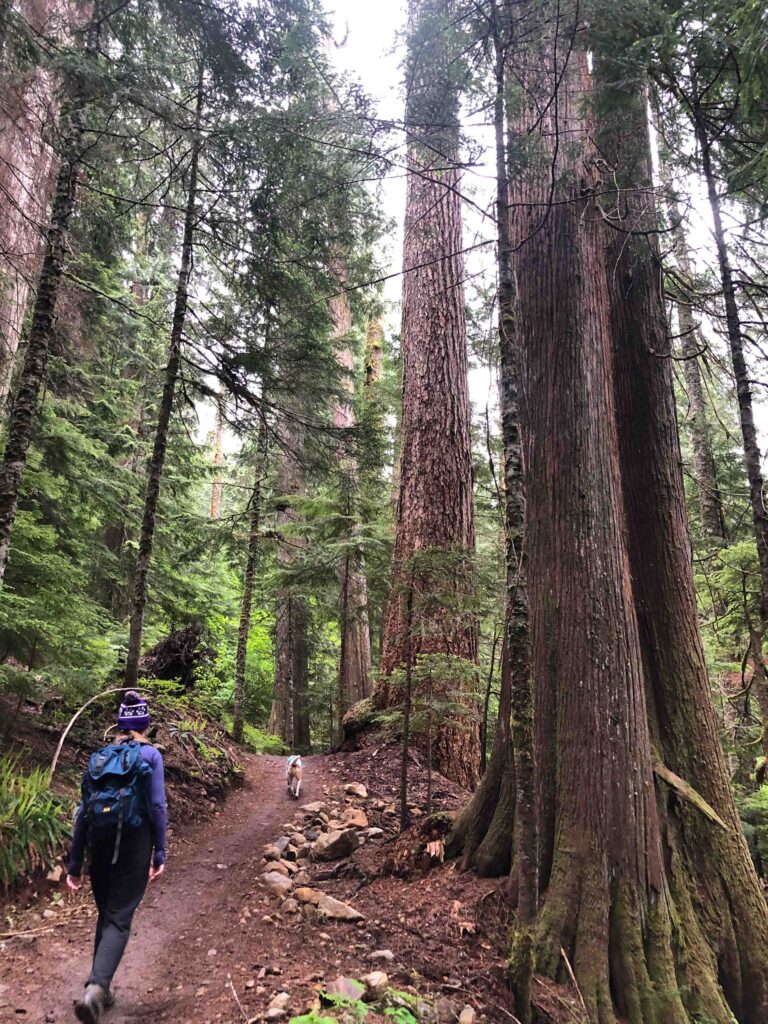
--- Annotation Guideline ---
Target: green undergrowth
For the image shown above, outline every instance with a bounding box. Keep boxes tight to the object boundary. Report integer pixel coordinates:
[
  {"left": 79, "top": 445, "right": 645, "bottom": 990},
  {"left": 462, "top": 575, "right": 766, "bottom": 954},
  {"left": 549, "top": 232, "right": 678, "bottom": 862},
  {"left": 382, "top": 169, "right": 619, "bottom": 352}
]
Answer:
[
  {"left": 739, "top": 785, "right": 768, "bottom": 876},
  {"left": 0, "top": 754, "right": 73, "bottom": 890},
  {"left": 290, "top": 987, "right": 422, "bottom": 1024},
  {"left": 220, "top": 713, "right": 287, "bottom": 754}
]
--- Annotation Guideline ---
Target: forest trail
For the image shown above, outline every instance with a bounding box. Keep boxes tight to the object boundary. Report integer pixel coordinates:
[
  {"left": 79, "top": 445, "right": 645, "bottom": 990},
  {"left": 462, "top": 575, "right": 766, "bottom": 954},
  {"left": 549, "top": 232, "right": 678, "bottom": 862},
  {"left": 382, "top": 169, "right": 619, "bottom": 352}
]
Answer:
[{"left": 2, "top": 753, "right": 330, "bottom": 1024}]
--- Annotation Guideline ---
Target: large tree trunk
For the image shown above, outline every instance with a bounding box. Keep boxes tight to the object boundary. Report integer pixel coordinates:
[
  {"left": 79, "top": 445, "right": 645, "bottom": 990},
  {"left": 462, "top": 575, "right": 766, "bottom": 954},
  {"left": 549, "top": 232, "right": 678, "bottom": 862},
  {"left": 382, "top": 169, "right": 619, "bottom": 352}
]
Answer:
[
  {"left": 232, "top": 416, "right": 268, "bottom": 744},
  {"left": 268, "top": 413, "right": 310, "bottom": 751},
  {"left": 330, "top": 269, "right": 372, "bottom": 737},
  {"left": 378, "top": 0, "right": 479, "bottom": 789},
  {"left": 512, "top": 34, "right": 690, "bottom": 1022},
  {"left": 598, "top": 73, "right": 768, "bottom": 1021},
  {"left": 123, "top": 69, "right": 203, "bottom": 688},
  {"left": 0, "top": 0, "right": 79, "bottom": 408},
  {"left": 0, "top": 9, "right": 97, "bottom": 585}
]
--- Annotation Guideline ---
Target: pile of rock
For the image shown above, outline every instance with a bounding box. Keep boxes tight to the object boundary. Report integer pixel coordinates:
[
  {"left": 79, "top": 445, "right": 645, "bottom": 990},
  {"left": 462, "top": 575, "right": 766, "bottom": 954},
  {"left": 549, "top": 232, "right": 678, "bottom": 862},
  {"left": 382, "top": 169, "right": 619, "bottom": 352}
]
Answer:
[{"left": 259, "top": 781, "right": 393, "bottom": 923}]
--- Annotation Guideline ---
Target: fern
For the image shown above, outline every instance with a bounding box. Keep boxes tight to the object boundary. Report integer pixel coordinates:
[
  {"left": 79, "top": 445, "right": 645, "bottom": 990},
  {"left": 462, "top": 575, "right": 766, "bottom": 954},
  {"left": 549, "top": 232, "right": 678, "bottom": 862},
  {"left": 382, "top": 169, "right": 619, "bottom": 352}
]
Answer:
[{"left": 0, "top": 755, "right": 73, "bottom": 890}]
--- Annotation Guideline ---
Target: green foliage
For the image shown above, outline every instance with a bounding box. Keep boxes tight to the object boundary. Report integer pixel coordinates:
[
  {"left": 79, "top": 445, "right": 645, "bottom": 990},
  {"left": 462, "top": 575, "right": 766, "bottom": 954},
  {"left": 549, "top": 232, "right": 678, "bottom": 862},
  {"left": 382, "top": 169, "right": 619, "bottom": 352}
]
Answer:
[
  {"left": 739, "top": 786, "right": 768, "bottom": 876},
  {"left": 220, "top": 714, "right": 286, "bottom": 754},
  {"left": 0, "top": 756, "right": 73, "bottom": 890}
]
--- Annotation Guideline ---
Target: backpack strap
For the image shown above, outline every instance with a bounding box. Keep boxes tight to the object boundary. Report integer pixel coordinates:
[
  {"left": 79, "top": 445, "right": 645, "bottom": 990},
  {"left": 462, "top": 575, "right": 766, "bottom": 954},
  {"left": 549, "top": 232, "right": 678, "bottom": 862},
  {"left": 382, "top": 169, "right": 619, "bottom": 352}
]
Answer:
[{"left": 111, "top": 789, "right": 126, "bottom": 866}]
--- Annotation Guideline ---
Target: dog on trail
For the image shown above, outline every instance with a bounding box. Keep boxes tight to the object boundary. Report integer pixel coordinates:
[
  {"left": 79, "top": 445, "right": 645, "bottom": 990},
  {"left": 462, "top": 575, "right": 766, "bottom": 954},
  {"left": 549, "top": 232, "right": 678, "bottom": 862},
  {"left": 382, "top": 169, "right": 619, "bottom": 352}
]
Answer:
[{"left": 286, "top": 754, "right": 303, "bottom": 799}]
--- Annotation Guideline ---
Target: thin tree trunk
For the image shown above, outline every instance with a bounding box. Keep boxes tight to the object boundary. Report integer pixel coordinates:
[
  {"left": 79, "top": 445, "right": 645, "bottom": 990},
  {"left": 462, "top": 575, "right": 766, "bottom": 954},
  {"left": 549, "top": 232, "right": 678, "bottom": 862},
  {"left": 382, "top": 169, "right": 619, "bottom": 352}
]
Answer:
[
  {"left": 597, "top": 66, "right": 768, "bottom": 1021},
  {"left": 210, "top": 395, "right": 224, "bottom": 520},
  {"left": 400, "top": 578, "right": 414, "bottom": 834},
  {"left": 378, "top": 0, "right": 479, "bottom": 789},
  {"left": 491, "top": 22, "right": 536, "bottom": 1019},
  {"left": 268, "top": 411, "right": 310, "bottom": 750},
  {"left": 693, "top": 92, "right": 768, "bottom": 764},
  {"left": 124, "top": 67, "right": 203, "bottom": 688},
  {"left": 0, "top": 13, "right": 98, "bottom": 585},
  {"left": 330, "top": 270, "right": 372, "bottom": 729},
  {"left": 479, "top": 628, "right": 499, "bottom": 776},
  {"left": 232, "top": 416, "right": 268, "bottom": 744},
  {"left": 663, "top": 189, "right": 727, "bottom": 540}
]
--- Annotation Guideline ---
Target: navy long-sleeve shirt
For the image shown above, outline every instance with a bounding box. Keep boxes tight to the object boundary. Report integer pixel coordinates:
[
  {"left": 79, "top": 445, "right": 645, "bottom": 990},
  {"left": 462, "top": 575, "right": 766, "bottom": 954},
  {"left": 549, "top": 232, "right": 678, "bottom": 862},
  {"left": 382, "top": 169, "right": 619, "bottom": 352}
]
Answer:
[{"left": 68, "top": 742, "right": 167, "bottom": 875}]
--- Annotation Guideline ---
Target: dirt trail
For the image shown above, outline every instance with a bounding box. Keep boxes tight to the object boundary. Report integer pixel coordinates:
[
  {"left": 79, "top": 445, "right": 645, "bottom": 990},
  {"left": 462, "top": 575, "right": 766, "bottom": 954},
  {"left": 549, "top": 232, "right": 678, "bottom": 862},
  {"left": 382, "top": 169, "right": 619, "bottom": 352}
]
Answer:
[{"left": 2, "top": 753, "right": 329, "bottom": 1024}]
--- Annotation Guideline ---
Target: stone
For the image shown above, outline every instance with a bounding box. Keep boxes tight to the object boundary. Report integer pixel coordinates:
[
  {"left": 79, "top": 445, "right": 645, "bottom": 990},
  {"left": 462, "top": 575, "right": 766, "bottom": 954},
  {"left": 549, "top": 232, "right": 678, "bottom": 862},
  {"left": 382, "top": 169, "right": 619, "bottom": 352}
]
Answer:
[
  {"left": 361, "top": 971, "right": 388, "bottom": 1000},
  {"left": 269, "top": 992, "right": 290, "bottom": 1011},
  {"left": 342, "top": 807, "right": 369, "bottom": 829},
  {"left": 301, "top": 801, "right": 327, "bottom": 815},
  {"left": 294, "top": 887, "right": 322, "bottom": 905},
  {"left": 42, "top": 908, "right": 56, "bottom": 920},
  {"left": 313, "top": 829, "right": 360, "bottom": 861},
  {"left": 364, "top": 827, "right": 385, "bottom": 840},
  {"left": 262, "top": 871, "right": 293, "bottom": 897},
  {"left": 283, "top": 845, "right": 298, "bottom": 862},
  {"left": 325, "top": 976, "right": 365, "bottom": 1001},
  {"left": 293, "top": 869, "right": 311, "bottom": 886},
  {"left": 304, "top": 830, "right": 321, "bottom": 842},
  {"left": 345, "top": 783, "right": 368, "bottom": 799},
  {"left": 263, "top": 845, "right": 282, "bottom": 861},
  {"left": 316, "top": 894, "right": 364, "bottom": 922},
  {"left": 265, "top": 1009, "right": 286, "bottom": 1021},
  {"left": 280, "top": 860, "right": 298, "bottom": 875},
  {"left": 370, "top": 950, "right": 395, "bottom": 962},
  {"left": 435, "top": 997, "right": 460, "bottom": 1023},
  {"left": 274, "top": 836, "right": 291, "bottom": 854},
  {"left": 458, "top": 1007, "right": 476, "bottom": 1024},
  {"left": 267, "top": 861, "right": 291, "bottom": 877},
  {"left": 46, "top": 865, "right": 63, "bottom": 883},
  {"left": 301, "top": 903, "right": 320, "bottom": 923},
  {"left": 283, "top": 899, "right": 299, "bottom": 914}
]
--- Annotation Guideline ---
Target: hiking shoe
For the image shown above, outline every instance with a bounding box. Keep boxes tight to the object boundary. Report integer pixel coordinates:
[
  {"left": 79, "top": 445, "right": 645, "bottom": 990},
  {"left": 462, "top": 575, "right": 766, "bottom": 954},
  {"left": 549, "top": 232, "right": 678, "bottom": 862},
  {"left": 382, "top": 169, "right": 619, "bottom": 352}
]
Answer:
[
  {"left": 75, "top": 984, "right": 105, "bottom": 1024},
  {"left": 103, "top": 989, "right": 115, "bottom": 1010}
]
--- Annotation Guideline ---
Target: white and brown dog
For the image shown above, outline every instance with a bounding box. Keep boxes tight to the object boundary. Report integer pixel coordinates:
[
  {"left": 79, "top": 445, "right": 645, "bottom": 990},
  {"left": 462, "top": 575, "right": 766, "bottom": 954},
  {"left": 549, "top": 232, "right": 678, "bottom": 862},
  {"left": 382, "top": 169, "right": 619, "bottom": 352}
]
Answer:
[{"left": 286, "top": 754, "right": 303, "bottom": 799}]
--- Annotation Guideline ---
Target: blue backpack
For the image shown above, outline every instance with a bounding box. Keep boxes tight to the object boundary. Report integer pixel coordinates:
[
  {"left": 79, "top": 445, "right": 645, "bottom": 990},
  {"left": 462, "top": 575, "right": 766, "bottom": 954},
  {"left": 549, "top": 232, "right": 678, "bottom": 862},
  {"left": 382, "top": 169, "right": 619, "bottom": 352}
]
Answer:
[{"left": 82, "top": 741, "right": 152, "bottom": 863}]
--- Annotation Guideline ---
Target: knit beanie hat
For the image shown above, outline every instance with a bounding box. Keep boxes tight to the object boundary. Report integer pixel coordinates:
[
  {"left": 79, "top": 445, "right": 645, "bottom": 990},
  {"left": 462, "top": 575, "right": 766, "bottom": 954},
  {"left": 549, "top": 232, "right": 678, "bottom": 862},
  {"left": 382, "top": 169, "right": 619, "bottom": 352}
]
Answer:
[{"left": 117, "top": 690, "right": 151, "bottom": 732}]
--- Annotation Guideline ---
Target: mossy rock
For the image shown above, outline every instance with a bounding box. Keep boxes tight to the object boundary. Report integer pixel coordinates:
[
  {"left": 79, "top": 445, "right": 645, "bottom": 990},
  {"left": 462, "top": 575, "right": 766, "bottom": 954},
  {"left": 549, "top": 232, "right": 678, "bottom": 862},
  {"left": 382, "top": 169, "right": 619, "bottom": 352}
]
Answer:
[{"left": 342, "top": 696, "right": 376, "bottom": 740}]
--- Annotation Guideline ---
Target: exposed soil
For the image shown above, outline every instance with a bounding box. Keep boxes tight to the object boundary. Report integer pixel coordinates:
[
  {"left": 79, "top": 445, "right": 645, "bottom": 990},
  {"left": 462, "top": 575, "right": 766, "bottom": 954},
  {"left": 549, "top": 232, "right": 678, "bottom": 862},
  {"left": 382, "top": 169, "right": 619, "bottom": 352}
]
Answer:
[{"left": 0, "top": 743, "right": 517, "bottom": 1024}]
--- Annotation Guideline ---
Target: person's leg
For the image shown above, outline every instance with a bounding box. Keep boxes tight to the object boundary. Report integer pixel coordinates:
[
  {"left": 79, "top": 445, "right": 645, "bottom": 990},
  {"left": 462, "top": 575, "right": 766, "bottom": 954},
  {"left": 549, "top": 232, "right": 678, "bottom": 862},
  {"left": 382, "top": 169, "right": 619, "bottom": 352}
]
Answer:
[
  {"left": 86, "top": 822, "right": 152, "bottom": 991},
  {"left": 87, "top": 839, "right": 112, "bottom": 968}
]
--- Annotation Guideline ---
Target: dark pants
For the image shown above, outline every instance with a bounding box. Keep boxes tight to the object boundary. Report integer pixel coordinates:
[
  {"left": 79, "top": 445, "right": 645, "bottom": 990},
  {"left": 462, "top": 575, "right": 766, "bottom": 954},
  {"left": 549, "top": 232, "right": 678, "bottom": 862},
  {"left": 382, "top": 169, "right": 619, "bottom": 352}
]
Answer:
[{"left": 87, "top": 821, "right": 152, "bottom": 990}]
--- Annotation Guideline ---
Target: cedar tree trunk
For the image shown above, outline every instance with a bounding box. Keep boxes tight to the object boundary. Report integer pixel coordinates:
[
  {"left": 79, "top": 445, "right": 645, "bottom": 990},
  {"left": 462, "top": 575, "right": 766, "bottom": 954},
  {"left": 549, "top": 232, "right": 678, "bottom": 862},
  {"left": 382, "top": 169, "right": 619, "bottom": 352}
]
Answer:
[
  {"left": 378, "top": 0, "right": 479, "bottom": 789},
  {"left": 513, "top": 39, "right": 688, "bottom": 1023},
  {"left": 598, "top": 73, "right": 768, "bottom": 1021},
  {"left": 0, "top": 10, "right": 98, "bottom": 585}
]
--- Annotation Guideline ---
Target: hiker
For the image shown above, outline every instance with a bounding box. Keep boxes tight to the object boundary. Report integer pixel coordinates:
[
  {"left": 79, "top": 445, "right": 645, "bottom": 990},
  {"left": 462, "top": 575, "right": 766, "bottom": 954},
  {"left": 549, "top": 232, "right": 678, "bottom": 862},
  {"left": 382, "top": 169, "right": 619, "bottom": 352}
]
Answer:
[{"left": 65, "top": 691, "right": 167, "bottom": 1023}]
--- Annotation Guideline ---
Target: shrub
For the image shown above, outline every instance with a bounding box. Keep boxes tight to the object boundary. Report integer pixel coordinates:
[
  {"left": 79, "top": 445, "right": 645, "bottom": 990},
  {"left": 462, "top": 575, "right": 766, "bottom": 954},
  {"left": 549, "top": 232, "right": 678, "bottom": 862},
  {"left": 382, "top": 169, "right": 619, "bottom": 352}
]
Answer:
[{"left": 0, "top": 755, "right": 73, "bottom": 890}]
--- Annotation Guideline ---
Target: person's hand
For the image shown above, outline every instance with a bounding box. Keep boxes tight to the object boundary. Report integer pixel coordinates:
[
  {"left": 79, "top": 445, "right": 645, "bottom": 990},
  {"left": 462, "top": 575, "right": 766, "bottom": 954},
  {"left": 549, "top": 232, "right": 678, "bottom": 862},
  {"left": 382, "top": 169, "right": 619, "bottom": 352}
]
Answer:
[
  {"left": 149, "top": 862, "right": 165, "bottom": 882},
  {"left": 66, "top": 874, "right": 82, "bottom": 892}
]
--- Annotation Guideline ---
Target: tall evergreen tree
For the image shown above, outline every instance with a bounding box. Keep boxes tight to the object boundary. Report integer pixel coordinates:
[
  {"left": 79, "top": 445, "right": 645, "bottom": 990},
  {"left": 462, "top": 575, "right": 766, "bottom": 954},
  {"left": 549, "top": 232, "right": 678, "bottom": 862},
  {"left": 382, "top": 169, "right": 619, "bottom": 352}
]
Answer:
[{"left": 378, "top": 0, "right": 480, "bottom": 788}]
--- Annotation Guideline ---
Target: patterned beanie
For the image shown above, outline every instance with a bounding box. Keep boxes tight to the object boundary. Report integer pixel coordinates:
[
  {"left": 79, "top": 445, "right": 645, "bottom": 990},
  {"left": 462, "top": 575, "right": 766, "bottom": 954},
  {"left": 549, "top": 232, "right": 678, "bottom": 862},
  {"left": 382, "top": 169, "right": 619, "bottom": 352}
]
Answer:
[{"left": 117, "top": 690, "right": 151, "bottom": 732}]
